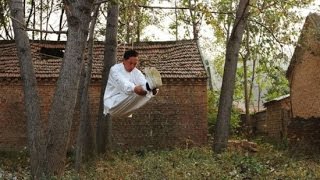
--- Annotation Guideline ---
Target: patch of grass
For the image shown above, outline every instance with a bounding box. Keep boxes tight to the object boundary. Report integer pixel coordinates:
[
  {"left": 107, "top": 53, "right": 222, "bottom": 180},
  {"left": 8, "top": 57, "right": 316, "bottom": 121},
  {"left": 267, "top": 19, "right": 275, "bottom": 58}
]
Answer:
[{"left": 1, "top": 140, "right": 320, "bottom": 179}]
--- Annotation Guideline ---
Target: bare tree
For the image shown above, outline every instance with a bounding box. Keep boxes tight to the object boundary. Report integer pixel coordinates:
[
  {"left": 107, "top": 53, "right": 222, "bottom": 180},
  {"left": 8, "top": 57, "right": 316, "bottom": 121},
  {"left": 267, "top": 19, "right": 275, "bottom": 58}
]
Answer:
[
  {"left": 213, "top": 0, "right": 250, "bottom": 153},
  {"left": 96, "top": 1, "right": 119, "bottom": 154}
]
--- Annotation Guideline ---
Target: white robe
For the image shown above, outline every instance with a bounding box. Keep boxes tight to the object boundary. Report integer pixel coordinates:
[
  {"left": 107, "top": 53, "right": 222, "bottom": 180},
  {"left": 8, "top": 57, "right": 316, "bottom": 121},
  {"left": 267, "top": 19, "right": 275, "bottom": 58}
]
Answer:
[{"left": 103, "top": 63, "right": 153, "bottom": 117}]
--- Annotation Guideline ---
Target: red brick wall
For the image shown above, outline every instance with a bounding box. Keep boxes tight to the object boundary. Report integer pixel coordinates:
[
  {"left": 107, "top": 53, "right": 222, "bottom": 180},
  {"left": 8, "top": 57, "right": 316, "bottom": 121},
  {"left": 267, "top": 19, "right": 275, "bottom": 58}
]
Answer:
[
  {"left": 0, "top": 79, "right": 208, "bottom": 150},
  {"left": 0, "top": 82, "right": 26, "bottom": 150}
]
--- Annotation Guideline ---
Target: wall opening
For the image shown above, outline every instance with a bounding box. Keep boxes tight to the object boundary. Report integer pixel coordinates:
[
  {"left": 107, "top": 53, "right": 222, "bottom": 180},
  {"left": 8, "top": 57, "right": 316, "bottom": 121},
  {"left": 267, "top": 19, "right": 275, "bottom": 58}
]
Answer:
[{"left": 40, "top": 47, "right": 64, "bottom": 59}]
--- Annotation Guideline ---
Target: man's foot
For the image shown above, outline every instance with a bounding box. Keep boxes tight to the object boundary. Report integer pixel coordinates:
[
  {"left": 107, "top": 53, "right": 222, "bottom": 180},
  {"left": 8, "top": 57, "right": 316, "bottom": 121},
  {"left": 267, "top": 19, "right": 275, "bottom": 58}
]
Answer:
[
  {"left": 144, "top": 67, "right": 162, "bottom": 90},
  {"left": 152, "top": 88, "right": 159, "bottom": 95}
]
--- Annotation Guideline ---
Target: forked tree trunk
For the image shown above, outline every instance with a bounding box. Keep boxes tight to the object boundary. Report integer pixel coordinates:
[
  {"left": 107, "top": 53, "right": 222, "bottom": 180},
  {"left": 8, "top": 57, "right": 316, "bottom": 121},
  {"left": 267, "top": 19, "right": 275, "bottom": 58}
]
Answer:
[
  {"left": 96, "top": 2, "right": 119, "bottom": 154},
  {"left": 75, "top": 5, "right": 100, "bottom": 171},
  {"left": 213, "top": 0, "right": 250, "bottom": 153},
  {"left": 8, "top": 0, "right": 44, "bottom": 178},
  {"left": 45, "top": 0, "right": 93, "bottom": 177}
]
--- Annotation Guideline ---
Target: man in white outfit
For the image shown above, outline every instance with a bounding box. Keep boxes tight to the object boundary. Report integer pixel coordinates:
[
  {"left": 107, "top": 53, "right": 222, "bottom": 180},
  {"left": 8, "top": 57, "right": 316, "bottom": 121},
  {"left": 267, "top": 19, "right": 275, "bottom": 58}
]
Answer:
[{"left": 103, "top": 50, "right": 162, "bottom": 117}]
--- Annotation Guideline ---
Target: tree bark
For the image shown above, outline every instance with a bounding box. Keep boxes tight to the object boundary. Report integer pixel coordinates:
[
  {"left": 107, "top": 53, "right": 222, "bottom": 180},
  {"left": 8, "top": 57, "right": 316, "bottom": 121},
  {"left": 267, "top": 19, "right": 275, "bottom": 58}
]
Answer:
[
  {"left": 213, "top": 0, "right": 250, "bottom": 153},
  {"left": 96, "top": 1, "right": 119, "bottom": 154},
  {"left": 8, "top": 0, "right": 44, "bottom": 178},
  {"left": 45, "top": 0, "right": 93, "bottom": 177}
]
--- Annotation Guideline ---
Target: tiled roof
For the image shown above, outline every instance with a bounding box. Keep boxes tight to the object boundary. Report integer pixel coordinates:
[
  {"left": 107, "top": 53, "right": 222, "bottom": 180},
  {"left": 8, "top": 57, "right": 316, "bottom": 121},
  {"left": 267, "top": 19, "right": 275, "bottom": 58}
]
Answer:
[{"left": 0, "top": 40, "right": 207, "bottom": 81}]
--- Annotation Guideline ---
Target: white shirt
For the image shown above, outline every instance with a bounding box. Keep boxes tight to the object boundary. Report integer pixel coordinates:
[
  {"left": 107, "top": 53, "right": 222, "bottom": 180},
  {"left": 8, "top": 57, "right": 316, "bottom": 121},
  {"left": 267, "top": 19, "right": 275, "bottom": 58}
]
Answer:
[{"left": 103, "top": 63, "right": 148, "bottom": 114}]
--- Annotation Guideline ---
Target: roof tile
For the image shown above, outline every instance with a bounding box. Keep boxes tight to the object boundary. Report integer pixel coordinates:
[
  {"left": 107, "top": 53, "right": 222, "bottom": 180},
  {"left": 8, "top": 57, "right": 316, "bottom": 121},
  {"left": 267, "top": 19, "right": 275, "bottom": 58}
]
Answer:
[{"left": 0, "top": 40, "right": 207, "bottom": 80}]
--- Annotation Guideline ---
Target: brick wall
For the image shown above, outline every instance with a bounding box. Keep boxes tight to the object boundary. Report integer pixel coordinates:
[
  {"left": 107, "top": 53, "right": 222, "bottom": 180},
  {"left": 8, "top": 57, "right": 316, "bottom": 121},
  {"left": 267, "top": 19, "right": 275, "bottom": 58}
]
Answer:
[
  {"left": 0, "top": 79, "right": 208, "bottom": 150},
  {"left": 265, "top": 98, "right": 290, "bottom": 139},
  {"left": 0, "top": 82, "right": 26, "bottom": 150},
  {"left": 251, "top": 110, "right": 267, "bottom": 135}
]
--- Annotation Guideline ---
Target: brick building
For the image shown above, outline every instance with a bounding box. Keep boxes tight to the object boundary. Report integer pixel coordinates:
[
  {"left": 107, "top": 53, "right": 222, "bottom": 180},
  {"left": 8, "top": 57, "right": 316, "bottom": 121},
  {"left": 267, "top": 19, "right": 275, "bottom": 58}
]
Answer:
[
  {"left": 263, "top": 95, "right": 291, "bottom": 139},
  {"left": 286, "top": 13, "right": 320, "bottom": 146},
  {"left": 0, "top": 40, "right": 208, "bottom": 150},
  {"left": 244, "top": 95, "right": 290, "bottom": 138}
]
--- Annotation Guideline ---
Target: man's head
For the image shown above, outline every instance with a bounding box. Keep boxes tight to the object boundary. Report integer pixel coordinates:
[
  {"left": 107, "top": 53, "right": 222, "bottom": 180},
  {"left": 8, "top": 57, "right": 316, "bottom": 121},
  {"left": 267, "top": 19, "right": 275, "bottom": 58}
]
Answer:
[{"left": 123, "top": 50, "right": 139, "bottom": 72}]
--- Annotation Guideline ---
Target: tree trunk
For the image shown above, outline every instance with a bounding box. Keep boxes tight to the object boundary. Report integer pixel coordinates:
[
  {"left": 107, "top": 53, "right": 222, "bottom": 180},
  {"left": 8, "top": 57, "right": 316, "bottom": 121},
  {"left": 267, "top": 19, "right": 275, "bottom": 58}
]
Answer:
[
  {"left": 40, "top": 0, "right": 43, "bottom": 40},
  {"left": 249, "top": 51, "right": 257, "bottom": 111},
  {"left": 57, "top": 7, "right": 65, "bottom": 41},
  {"left": 243, "top": 30, "right": 251, "bottom": 136},
  {"left": 26, "top": 0, "right": 34, "bottom": 28},
  {"left": 188, "top": 0, "right": 199, "bottom": 40},
  {"left": 8, "top": 0, "right": 44, "bottom": 178},
  {"left": 213, "top": 0, "right": 250, "bottom": 153},
  {"left": 32, "top": 1, "right": 35, "bottom": 39},
  {"left": 44, "top": 0, "right": 54, "bottom": 40},
  {"left": 136, "top": 6, "right": 141, "bottom": 42},
  {"left": 75, "top": 5, "right": 100, "bottom": 171},
  {"left": 96, "top": 2, "right": 119, "bottom": 154},
  {"left": 174, "top": 0, "right": 178, "bottom": 40},
  {"left": 45, "top": 0, "right": 93, "bottom": 177}
]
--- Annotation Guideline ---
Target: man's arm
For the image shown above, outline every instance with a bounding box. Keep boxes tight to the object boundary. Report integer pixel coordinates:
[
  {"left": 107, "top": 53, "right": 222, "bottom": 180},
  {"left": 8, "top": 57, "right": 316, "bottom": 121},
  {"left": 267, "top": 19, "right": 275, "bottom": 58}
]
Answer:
[{"left": 110, "top": 66, "right": 147, "bottom": 96}]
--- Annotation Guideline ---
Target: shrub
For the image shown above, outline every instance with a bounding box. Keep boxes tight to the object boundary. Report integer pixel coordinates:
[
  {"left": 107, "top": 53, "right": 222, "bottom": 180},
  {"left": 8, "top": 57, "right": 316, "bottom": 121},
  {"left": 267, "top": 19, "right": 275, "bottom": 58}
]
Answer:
[{"left": 207, "top": 90, "right": 242, "bottom": 135}]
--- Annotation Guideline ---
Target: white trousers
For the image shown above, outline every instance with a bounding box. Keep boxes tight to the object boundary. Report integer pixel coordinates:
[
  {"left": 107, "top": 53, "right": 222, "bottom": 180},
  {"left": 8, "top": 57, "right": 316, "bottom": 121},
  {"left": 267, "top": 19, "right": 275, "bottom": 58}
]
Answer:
[{"left": 104, "top": 92, "right": 153, "bottom": 117}]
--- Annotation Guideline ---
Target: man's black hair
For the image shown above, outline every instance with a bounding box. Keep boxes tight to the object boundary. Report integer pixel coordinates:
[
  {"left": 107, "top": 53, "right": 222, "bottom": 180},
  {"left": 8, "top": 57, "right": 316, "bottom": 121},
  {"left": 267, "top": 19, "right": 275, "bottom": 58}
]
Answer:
[{"left": 123, "top": 50, "right": 138, "bottom": 60}]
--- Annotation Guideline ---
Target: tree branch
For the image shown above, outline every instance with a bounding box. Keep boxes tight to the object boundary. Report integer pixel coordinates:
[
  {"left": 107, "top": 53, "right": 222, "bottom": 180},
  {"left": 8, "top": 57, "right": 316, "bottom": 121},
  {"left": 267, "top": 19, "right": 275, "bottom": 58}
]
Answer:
[
  {"left": 26, "top": 28, "right": 67, "bottom": 34},
  {"left": 138, "top": 4, "right": 233, "bottom": 14},
  {"left": 138, "top": 4, "right": 191, "bottom": 10},
  {"left": 9, "top": 15, "right": 26, "bottom": 30},
  {"left": 249, "top": 19, "right": 284, "bottom": 45}
]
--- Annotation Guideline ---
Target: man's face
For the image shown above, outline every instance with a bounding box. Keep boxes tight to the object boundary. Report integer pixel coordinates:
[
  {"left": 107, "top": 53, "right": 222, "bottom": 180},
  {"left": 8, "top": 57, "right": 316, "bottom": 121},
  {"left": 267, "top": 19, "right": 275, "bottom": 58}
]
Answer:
[{"left": 123, "top": 56, "right": 138, "bottom": 72}]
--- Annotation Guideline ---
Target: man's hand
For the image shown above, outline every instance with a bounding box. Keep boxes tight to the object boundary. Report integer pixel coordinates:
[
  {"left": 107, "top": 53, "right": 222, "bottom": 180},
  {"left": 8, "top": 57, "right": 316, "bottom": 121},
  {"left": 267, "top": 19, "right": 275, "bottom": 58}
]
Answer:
[{"left": 134, "top": 85, "right": 147, "bottom": 96}]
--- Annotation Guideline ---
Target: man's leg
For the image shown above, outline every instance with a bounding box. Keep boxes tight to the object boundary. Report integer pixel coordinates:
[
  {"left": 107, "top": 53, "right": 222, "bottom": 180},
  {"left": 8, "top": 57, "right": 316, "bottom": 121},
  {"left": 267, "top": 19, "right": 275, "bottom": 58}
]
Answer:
[{"left": 108, "top": 93, "right": 153, "bottom": 117}]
